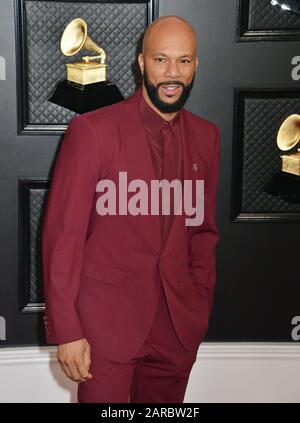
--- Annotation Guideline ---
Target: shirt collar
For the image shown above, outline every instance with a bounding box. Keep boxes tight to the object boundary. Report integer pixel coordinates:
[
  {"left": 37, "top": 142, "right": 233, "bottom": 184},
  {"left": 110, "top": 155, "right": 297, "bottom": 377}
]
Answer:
[{"left": 137, "top": 85, "right": 181, "bottom": 137}]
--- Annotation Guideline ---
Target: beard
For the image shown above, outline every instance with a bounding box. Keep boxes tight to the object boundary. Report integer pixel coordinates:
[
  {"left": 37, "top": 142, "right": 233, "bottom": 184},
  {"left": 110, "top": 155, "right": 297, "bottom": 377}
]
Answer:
[{"left": 142, "top": 67, "right": 195, "bottom": 113}]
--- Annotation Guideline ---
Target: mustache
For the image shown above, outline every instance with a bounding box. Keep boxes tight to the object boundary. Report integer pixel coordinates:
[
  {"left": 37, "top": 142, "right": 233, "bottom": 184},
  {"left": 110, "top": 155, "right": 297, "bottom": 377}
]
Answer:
[{"left": 157, "top": 81, "right": 185, "bottom": 87}]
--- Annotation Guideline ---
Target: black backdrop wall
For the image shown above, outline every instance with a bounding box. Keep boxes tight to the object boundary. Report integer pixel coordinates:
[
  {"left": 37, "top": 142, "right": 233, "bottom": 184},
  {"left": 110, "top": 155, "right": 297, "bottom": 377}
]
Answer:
[{"left": 0, "top": 0, "right": 299, "bottom": 347}]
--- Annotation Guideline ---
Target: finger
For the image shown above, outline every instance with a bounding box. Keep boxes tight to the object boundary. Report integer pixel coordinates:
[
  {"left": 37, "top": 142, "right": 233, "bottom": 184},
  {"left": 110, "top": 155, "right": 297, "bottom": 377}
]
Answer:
[
  {"left": 66, "top": 362, "right": 85, "bottom": 383},
  {"left": 83, "top": 349, "right": 92, "bottom": 378},
  {"left": 58, "top": 359, "right": 72, "bottom": 379},
  {"left": 76, "top": 358, "right": 92, "bottom": 380}
]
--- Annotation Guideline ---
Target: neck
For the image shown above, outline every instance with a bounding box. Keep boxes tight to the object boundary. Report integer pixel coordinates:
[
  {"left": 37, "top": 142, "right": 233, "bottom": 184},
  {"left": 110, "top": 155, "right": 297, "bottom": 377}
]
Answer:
[{"left": 141, "top": 84, "right": 178, "bottom": 122}]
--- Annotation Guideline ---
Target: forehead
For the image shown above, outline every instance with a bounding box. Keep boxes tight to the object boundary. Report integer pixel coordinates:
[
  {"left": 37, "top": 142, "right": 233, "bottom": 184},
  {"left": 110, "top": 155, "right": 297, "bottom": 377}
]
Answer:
[{"left": 145, "top": 24, "right": 197, "bottom": 55}]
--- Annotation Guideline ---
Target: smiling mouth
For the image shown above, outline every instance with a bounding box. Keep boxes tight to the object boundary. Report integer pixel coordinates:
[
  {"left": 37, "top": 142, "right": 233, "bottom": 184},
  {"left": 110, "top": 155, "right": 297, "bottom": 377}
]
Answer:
[{"left": 160, "top": 85, "right": 182, "bottom": 95}]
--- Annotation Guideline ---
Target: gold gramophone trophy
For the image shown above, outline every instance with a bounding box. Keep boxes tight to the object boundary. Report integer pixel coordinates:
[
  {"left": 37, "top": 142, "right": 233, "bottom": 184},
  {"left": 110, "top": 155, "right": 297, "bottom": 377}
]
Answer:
[
  {"left": 49, "top": 17, "right": 123, "bottom": 113},
  {"left": 277, "top": 114, "right": 300, "bottom": 176},
  {"left": 263, "top": 114, "right": 300, "bottom": 203}
]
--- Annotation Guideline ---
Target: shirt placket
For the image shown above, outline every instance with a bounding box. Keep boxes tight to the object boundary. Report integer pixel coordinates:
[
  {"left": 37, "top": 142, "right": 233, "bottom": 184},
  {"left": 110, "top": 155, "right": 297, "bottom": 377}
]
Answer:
[{"left": 160, "top": 124, "right": 178, "bottom": 245}]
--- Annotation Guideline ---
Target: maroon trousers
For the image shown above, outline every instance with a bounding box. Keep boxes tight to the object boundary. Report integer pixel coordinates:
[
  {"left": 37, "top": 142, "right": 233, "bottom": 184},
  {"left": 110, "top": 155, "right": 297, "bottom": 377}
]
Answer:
[{"left": 77, "top": 282, "right": 198, "bottom": 403}]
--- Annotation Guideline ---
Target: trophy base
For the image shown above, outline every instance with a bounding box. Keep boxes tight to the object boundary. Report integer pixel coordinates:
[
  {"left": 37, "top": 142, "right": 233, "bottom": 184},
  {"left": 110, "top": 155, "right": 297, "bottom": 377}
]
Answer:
[
  {"left": 66, "top": 62, "right": 107, "bottom": 85},
  {"left": 280, "top": 152, "right": 300, "bottom": 176},
  {"left": 263, "top": 171, "right": 300, "bottom": 204},
  {"left": 48, "top": 79, "right": 124, "bottom": 114}
]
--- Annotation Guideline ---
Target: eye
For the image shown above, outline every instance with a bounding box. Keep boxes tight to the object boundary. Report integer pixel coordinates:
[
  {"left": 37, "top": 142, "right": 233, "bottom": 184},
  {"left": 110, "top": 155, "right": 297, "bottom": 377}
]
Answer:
[
  {"left": 180, "top": 59, "right": 191, "bottom": 64},
  {"left": 155, "top": 57, "right": 166, "bottom": 63}
]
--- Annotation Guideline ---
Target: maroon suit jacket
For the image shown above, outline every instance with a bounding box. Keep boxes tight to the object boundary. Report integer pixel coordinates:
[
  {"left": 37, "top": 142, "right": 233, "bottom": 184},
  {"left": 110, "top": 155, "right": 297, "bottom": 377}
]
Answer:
[{"left": 42, "top": 86, "right": 220, "bottom": 362}]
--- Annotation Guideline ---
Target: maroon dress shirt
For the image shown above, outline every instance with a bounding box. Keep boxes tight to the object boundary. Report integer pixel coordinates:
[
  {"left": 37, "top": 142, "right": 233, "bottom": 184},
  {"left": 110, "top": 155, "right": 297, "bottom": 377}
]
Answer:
[{"left": 137, "top": 87, "right": 183, "bottom": 246}]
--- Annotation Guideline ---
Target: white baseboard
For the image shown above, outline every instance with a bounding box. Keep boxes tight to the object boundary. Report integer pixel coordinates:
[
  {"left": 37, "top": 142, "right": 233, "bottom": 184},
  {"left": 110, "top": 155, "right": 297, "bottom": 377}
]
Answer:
[
  {"left": 0, "top": 343, "right": 299, "bottom": 403},
  {"left": 186, "top": 343, "right": 300, "bottom": 403}
]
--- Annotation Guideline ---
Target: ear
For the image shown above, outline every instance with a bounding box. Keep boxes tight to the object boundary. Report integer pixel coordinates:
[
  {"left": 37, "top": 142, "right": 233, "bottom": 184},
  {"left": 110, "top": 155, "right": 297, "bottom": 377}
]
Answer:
[
  {"left": 195, "top": 56, "right": 199, "bottom": 71},
  {"left": 138, "top": 53, "right": 144, "bottom": 75}
]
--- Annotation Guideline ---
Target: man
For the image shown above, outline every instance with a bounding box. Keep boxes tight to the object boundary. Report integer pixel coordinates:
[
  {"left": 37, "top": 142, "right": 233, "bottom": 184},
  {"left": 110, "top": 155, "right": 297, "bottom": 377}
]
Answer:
[{"left": 42, "top": 15, "right": 220, "bottom": 403}]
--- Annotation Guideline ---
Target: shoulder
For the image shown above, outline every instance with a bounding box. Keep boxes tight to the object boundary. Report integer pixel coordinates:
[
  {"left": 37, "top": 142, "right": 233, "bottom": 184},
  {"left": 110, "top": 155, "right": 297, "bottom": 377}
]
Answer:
[
  {"left": 67, "top": 88, "right": 139, "bottom": 135},
  {"left": 70, "top": 98, "right": 125, "bottom": 130},
  {"left": 182, "top": 109, "right": 220, "bottom": 166},
  {"left": 182, "top": 108, "right": 220, "bottom": 140}
]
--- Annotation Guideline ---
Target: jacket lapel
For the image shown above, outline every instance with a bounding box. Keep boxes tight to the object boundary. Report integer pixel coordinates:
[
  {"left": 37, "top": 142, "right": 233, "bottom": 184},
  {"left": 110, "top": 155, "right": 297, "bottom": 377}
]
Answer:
[
  {"left": 119, "top": 89, "right": 200, "bottom": 258},
  {"left": 160, "top": 109, "right": 199, "bottom": 260},
  {"left": 120, "top": 90, "right": 161, "bottom": 254}
]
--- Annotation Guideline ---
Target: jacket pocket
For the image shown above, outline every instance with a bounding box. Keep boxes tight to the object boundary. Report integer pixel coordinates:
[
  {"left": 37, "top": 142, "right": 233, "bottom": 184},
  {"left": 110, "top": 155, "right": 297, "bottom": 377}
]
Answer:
[{"left": 82, "top": 259, "right": 124, "bottom": 286}]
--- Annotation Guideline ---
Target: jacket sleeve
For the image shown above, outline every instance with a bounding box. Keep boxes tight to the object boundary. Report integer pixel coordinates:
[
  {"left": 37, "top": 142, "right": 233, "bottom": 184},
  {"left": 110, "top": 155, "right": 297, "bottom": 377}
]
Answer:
[
  {"left": 42, "top": 115, "right": 101, "bottom": 345},
  {"left": 187, "top": 123, "right": 221, "bottom": 327}
]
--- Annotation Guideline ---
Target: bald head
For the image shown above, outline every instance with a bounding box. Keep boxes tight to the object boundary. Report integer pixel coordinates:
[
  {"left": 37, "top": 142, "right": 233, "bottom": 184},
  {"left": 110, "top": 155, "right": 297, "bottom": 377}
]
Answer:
[
  {"left": 141, "top": 15, "right": 197, "bottom": 55},
  {"left": 137, "top": 15, "right": 199, "bottom": 118}
]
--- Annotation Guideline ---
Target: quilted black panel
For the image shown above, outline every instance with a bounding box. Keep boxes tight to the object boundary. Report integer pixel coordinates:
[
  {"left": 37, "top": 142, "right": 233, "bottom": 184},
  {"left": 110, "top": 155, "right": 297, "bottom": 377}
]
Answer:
[
  {"left": 248, "top": 0, "right": 300, "bottom": 30},
  {"left": 238, "top": 93, "right": 300, "bottom": 213},
  {"left": 23, "top": 1, "right": 148, "bottom": 125},
  {"left": 29, "top": 188, "right": 48, "bottom": 303}
]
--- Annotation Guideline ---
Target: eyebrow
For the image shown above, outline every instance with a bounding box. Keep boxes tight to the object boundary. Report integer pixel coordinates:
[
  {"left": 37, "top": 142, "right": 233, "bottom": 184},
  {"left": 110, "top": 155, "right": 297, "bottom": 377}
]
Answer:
[{"left": 153, "top": 53, "right": 194, "bottom": 58}]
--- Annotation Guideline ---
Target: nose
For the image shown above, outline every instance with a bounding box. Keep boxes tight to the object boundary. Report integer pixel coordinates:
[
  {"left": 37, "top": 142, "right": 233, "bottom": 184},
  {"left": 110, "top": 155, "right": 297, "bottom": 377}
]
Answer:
[{"left": 164, "top": 60, "right": 181, "bottom": 79}]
